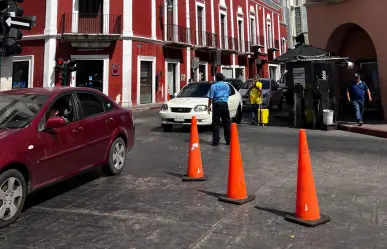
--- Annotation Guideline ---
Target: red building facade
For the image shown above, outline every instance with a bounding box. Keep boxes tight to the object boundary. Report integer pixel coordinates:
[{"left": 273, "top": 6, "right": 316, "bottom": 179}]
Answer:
[{"left": 14, "top": 0, "right": 287, "bottom": 107}]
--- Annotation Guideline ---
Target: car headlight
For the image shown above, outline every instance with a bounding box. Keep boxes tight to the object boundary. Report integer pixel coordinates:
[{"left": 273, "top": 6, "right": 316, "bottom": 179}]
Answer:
[
  {"left": 194, "top": 105, "right": 207, "bottom": 112},
  {"left": 262, "top": 93, "right": 268, "bottom": 98},
  {"left": 161, "top": 104, "right": 168, "bottom": 111}
]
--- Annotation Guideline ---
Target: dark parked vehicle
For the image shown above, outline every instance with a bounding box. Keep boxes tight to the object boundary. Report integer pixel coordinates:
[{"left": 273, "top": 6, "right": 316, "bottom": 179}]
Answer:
[
  {"left": 224, "top": 78, "right": 244, "bottom": 91},
  {"left": 0, "top": 87, "right": 135, "bottom": 227}
]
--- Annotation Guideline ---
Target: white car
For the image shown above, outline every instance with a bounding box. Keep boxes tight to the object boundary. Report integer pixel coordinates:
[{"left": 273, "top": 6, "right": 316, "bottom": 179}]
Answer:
[
  {"left": 239, "top": 78, "right": 283, "bottom": 110},
  {"left": 159, "top": 81, "right": 243, "bottom": 131}
]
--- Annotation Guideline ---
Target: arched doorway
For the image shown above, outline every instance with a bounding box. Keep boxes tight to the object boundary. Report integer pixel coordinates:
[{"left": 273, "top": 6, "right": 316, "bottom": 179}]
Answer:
[{"left": 327, "top": 23, "right": 382, "bottom": 120}]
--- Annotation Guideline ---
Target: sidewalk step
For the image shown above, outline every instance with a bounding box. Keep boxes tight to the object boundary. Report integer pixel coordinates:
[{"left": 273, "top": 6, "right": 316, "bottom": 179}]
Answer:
[{"left": 338, "top": 123, "right": 387, "bottom": 138}]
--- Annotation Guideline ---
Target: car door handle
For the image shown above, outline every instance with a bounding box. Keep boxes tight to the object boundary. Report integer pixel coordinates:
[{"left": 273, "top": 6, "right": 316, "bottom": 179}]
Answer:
[
  {"left": 105, "top": 117, "right": 113, "bottom": 123},
  {"left": 72, "top": 127, "right": 83, "bottom": 134}
]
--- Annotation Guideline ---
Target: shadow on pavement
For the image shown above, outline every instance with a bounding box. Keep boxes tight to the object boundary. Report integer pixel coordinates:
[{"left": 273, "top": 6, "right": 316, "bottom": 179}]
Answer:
[
  {"left": 197, "top": 189, "right": 227, "bottom": 199},
  {"left": 255, "top": 206, "right": 294, "bottom": 217},
  {"left": 165, "top": 171, "right": 185, "bottom": 178},
  {"left": 23, "top": 169, "right": 104, "bottom": 211}
]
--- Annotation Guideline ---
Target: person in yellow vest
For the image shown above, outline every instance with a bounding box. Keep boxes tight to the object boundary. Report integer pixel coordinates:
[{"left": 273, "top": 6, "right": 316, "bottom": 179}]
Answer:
[{"left": 249, "top": 77, "right": 263, "bottom": 125}]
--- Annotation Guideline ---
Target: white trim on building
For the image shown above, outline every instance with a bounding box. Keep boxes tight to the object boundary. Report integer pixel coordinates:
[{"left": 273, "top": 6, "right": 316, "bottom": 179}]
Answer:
[
  {"left": 70, "top": 54, "right": 110, "bottom": 96},
  {"left": 137, "top": 56, "right": 156, "bottom": 105},
  {"left": 164, "top": 58, "right": 181, "bottom": 98},
  {"left": 13, "top": 55, "right": 34, "bottom": 88}
]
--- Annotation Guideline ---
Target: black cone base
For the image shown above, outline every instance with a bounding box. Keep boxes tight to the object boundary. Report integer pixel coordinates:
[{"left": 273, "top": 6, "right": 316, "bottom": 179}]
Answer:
[
  {"left": 182, "top": 174, "right": 207, "bottom": 181},
  {"left": 218, "top": 194, "right": 255, "bottom": 205},
  {"left": 285, "top": 213, "right": 330, "bottom": 227}
]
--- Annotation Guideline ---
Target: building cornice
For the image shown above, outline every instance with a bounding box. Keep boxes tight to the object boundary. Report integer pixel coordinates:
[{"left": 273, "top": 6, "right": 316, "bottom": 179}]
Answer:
[{"left": 22, "top": 33, "right": 165, "bottom": 45}]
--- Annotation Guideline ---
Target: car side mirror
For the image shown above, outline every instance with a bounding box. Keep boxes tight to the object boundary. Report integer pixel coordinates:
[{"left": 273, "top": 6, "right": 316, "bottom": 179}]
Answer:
[
  {"left": 170, "top": 93, "right": 178, "bottom": 99},
  {"left": 45, "top": 117, "right": 66, "bottom": 130}
]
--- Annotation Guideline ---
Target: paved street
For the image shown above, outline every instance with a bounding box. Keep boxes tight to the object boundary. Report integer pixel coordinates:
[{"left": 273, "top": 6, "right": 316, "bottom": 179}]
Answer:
[{"left": 0, "top": 108, "right": 387, "bottom": 248}]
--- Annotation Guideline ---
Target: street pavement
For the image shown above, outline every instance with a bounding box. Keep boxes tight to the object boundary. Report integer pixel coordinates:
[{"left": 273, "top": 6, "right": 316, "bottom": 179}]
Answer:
[{"left": 1, "top": 108, "right": 387, "bottom": 248}]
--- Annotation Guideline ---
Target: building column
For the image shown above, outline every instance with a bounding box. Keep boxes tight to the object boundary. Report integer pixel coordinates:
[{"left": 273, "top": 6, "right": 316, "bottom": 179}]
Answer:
[
  {"left": 122, "top": 0, "right": 133, "bottom": 107},
  {"left": 43, "top": 0, "right": 58, "bottom": 87},
  {"left": 186, "top": 0, "right": 190, "bottom": 84}
]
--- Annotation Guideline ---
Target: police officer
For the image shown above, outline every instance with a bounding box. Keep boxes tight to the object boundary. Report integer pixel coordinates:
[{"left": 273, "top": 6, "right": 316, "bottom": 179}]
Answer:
[{"left": 207, "top": 73, "right": 231, "bottom": 146}]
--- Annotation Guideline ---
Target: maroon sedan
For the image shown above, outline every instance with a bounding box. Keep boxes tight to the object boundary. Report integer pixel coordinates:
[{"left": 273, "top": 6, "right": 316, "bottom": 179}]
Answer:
[{"left": 0, "top": 87, "right": 135, "bottom": 227}]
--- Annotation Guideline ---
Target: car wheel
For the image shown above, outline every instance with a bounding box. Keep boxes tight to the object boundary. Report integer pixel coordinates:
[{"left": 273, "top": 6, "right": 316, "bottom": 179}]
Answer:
[
  {"left": 278, "top": 97, "right": 283, "bottom": 109},
  {"left": 162, "top": 124, "right": 172, "bottom": 132},
  {"left": 233, "top": 106, "right": 243, "bottom": 124},
  {"left": 104, "top": 137, "right": 127, "bottom": 176},
  {"left": 0, "top": 169, "right": 27, "bottom": 228}
]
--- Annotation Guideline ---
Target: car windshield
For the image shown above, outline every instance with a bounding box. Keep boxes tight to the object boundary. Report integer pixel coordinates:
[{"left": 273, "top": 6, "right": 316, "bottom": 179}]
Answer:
[
  {"left": 0, "top": 94, "right": 49, "bottom": 129},
  {"left": 177, "top": 83, "right": 212, "bottom": 98},
  {"left": 242, "top": 79, "right": 270, "bottom": 90}
]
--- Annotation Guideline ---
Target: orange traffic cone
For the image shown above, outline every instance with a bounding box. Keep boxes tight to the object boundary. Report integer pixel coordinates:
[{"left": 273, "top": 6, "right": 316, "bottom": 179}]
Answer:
[
  {"left": 182, "top": 116, "right": 206, "bottom": 181},
  {"left": 218, "top": 123, "right": 255, "bottom": 205},
  {"left": 285, "top": 129, "right": 330, "bottom": 227}
]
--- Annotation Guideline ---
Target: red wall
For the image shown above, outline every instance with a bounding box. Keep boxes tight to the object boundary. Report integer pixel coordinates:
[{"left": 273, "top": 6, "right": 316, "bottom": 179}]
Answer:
[
  {"left": 133, "top": 0, "right": 152, "bottom": 37},
  {"left": 55, "top": 40, "right": 123, "bottom": 101},
  {"left": 18, "top": 40, "right": 45, "bottom": 88},
  {"left": 20, "top": 0, "right": 46, "bottom": 36}
]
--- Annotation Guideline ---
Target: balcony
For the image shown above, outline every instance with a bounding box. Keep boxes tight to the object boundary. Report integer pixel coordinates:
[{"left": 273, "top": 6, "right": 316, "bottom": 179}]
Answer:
[
  {"left": 59, "top": 13, "right": 122, "bottom": 48},
  {"left": 267, "top": 39, "right": 280, "bottom": 52},
  {"left": 195, "top": 31, "right": 218, "bottom": 50},
  {"left": 220, "top": 36, "right": 238, "bottom": 53},
  {"left": 251, "top": 35, "right": 264, "bottom": 49},
  {"left": 164, "top": 24, "right": 192, "bottom": 47},
  {"left": 238, "top": 41, "right": 254, "bottom": 55}
]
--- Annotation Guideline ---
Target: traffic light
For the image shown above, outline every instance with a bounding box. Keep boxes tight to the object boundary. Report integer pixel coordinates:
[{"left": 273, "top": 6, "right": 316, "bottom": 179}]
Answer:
[
  {"left": 55, "top": 58, "right": 64, "bottom": 72},
  {"left": 0, "top": 0, "right": 34, "bottom": 56},
  {"left": 68, "top": 59, "right": 78, "bottom": 72}
]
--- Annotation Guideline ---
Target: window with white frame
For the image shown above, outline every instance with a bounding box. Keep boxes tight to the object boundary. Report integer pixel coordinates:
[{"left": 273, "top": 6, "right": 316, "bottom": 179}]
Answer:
[
  {"left": 220, "top": 13, "right": 227, "bottom": 49},
  {"left": 238, "top": 19, "right": 243, "bottom": 51},
  {"left": 281, "top": 38, "right": 286, "bottom": 53},
  {"left": 267, "top": 17, "right": 273, "bottom": 48},
  {"left": 250, "top": 17, "right": 256, "bottom": 44},
  {"left": 197, "top": 5, "right": 204, "bottom": 46}
]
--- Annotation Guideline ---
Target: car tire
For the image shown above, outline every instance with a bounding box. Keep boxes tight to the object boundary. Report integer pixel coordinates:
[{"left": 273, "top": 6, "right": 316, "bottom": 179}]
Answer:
[
  {"left": 233, "top": 106, "right": 243, "bottom": 124},
  {"left": 162, "top": 124, "right": 172, "bottom": 132},
  {"left": 0, "top": 169, "right": 27, "bottom": 228},
  {"left": 104, "top": 137, "right": 127, "bottom": 176}
]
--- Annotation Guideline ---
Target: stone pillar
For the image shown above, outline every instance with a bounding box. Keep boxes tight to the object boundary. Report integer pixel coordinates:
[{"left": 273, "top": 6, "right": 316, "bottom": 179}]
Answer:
[{"left": 0, "top": 57, "right": 13, "bottom": 91}]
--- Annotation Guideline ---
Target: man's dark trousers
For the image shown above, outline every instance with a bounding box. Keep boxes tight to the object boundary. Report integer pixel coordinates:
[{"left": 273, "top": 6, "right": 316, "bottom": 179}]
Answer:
[{"left": 212, "top": 102, "right": 231, "bottom": 144}]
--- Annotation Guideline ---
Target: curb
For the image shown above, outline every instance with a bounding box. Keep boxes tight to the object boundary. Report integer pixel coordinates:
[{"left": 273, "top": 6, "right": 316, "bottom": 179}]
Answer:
[
  {"left": 337, "top": 124, "right": 387, "bottom": 139},
  {"left": 130, "top": 105, "right": 162, "bottom": 113}
]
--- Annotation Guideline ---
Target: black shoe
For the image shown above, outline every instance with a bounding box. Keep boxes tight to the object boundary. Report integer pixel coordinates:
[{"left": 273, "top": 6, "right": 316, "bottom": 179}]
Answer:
[
  {"left": 212, "top": 142, "right": 219, "bottom": 146},
  {"left": 358, "top": 121, "right": 363, "bottom": 126}
]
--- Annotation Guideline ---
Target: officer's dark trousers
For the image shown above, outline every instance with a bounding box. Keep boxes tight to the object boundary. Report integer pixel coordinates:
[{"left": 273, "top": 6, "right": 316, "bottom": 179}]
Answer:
[{"left": 212, "top": 102, "right": 231, "bottom": 144}]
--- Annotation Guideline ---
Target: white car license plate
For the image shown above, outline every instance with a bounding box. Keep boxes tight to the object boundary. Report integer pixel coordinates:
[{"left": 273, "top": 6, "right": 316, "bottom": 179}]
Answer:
[{"left": 174, "top": 116, "right": 185, "bottom": 122}]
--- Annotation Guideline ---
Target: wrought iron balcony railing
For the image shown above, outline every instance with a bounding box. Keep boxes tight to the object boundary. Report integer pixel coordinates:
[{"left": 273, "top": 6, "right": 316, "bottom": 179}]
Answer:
[
  {"left": 220, "top": 36, "right": 238, "bottom": 51},
  {"left": 196, "top": 31, "right": 218, "bottom": 48},
  {"left": 165, "top": 24, "right": 191, "bottom": 44},
  {"left": 59, "top": 13, "right": 122, "bottom": 34}
]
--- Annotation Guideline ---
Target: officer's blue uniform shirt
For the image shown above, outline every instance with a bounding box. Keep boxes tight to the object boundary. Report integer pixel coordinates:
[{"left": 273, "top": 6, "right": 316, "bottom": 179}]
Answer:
[
  {"left": 349, "top": 81, "right": 368, "bottom": 101},
  {"left": 207, "top": 81, "right": 230, "bottom": 103}
]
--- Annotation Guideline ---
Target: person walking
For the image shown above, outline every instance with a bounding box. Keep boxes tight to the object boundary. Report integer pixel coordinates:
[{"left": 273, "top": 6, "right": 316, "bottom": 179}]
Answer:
[
  {"left": 207, "top": 73, "right": 231, "bottom": 146},
  {"left": 346, "top": 73, "right": 372, "bottom": 126},
  {"left": 249, "top": 76, "right": 263, "bottom": 125}
]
